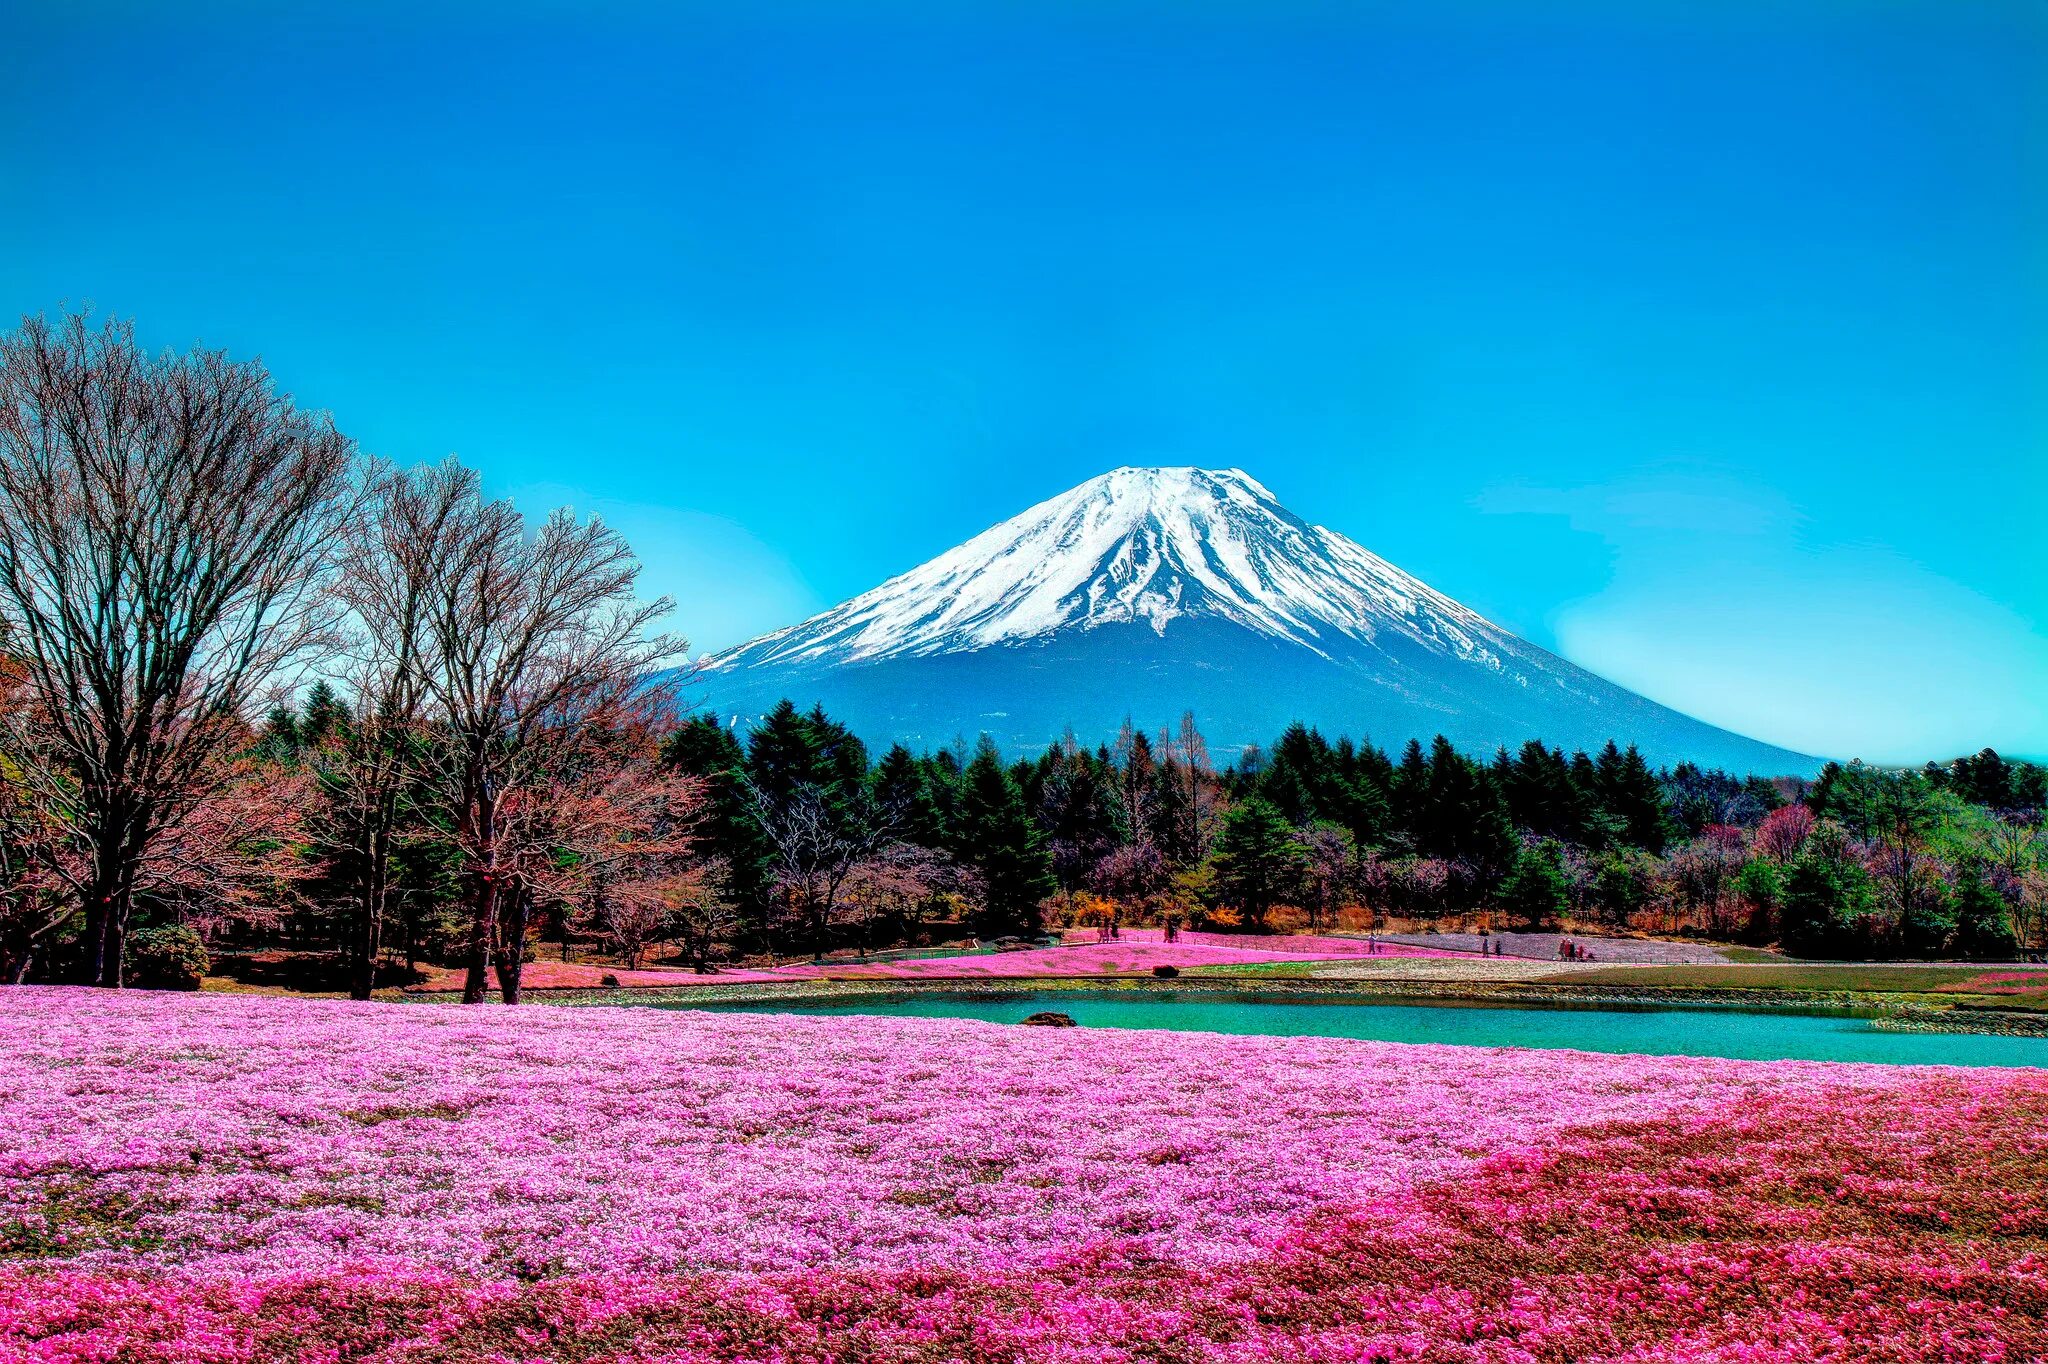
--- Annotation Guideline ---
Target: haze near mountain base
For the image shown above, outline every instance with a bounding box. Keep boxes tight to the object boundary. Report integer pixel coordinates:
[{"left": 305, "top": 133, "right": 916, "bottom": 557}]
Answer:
[{"left": 697, "top": 468, "right": 1818, "bottom": 776}]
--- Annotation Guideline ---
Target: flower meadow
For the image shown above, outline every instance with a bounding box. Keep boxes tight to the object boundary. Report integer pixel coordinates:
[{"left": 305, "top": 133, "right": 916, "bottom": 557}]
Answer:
[
  {"left": 1061, "top": 928, "right": 1474, "bottom": 959},
  {"left": 3, "top": 990, "right": 2045, "bottom": 1362},
  {"left": 805, "top": 939, "right": 1461, "bottom": 979},
  {"left": 410, "top": 932, "right": 1465, "bottom": 992}
]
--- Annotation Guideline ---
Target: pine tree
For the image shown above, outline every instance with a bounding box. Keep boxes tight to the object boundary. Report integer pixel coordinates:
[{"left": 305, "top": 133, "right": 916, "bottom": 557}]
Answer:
[
  {"left": 745, "top": 700, "right": 824, "bottom": 806},
  {"left": 1342, "top": 738, "right": 1395, "bottom": 849},
  {"left": 1615, "top": 745, "right": 1671, "bottom": 852},
  {"left": 1392, "top": 738, "right": 1429, "bottom": 845},
  {"left": 261, "top": 704, "right": 302, "bottom": 753},
  {"left": 1780, "top": 850, "right": 1876, "bottom": 959},
  {"left": 872, "top": 743, "right": 944, "bottom": 847},
  {"left": 1413, "top": 735, "right": 1515, "bottom": 873},
  {"left": 1498, "top": 839, "right": 1570, "bottom": 928},
  {"left": 299, "top": 680, "right": 349, "bottom": 746},
  {"left": 1504, "top": 740, "right": 1578, "bottom": 841},
  {"left": 957, "top": 738, "right": 1054, "bottom": 937},
  {"left": 1210, "top": 796, "right": 1304, "bottom": 928},
  {"left": 1951, "top": 867, "right": 2019, "bottom": 960},
  {"left": 663, "top": 715, "right": 775, "bottom": 922}
]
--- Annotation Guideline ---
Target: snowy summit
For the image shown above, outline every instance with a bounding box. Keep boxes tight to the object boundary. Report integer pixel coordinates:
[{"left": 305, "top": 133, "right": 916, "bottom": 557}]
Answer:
[
  {"left": 711, "top": 466, "right": 1501, "bottom": 670},
  {"left": 698, "top": 467, "right": 1818, "bottom": 775}
]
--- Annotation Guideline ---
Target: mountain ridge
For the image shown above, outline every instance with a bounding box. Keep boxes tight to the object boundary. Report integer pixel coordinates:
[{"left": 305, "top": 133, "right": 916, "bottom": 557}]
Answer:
[{"left": 695, "top": 467, "right": 1821, "bottom": 776}]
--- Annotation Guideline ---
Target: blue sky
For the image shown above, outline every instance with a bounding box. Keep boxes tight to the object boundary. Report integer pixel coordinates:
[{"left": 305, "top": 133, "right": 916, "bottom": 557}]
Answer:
[{"left": 4, "top": 2, "right": 2042, "bottom": 763}]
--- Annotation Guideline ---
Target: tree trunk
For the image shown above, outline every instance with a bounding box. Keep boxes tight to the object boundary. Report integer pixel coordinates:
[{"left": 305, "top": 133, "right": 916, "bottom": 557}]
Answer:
[
  {"left": 496, "top": 888, "right": 531, "bottom": 1005},
  {"left": 348, "top": 836, "right": 387, "bottom": 1001},
  {"left": 461, "top": 874, "right": 499, "bottom": 1004},
  {"left": 104, "top": 899, "right": 131, "bottom": 988}
]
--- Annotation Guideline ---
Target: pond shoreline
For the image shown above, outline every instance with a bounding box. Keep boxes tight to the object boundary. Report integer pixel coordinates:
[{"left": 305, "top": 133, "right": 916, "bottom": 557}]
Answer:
[{"left": 400, "top": 972, "right": 2048, "bottom": 1037}]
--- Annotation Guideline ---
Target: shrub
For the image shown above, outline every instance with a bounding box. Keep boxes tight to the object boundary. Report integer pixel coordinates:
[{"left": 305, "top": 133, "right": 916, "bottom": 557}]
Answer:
[
  {"left": 1151, "top": 964, "right": 1180, "bottom": 978},
  {"left": 127, "top": 925, "right": 209, "bottom": 991}
]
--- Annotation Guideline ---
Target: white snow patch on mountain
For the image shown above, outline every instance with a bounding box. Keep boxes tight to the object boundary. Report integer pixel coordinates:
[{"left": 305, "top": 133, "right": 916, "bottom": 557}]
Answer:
[{"left": 708, "top": 467, "right": 1511, "bottom": 671}]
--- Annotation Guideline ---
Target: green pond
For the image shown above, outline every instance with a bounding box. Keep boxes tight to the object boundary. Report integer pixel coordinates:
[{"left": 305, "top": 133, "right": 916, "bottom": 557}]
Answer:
[{"left": 680, "top": 990, "right": 2047, "bottom": 1068}]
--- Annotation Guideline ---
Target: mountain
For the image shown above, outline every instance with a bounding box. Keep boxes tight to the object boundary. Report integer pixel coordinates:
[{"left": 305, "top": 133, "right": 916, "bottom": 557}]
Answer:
[{"left": 694, "top": 467, "right": 1819, "bottom": 775}]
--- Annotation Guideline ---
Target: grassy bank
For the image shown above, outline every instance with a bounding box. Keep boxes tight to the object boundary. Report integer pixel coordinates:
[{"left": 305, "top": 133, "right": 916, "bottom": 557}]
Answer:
[{"left": 1569, "top": 963, "right": 2048, "bottom": 1011}]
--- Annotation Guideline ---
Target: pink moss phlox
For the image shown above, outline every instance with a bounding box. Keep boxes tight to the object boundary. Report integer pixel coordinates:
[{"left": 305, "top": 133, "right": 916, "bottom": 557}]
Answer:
[{"left": 4, "top": 990, "right": 2044, "bottom": 1361}]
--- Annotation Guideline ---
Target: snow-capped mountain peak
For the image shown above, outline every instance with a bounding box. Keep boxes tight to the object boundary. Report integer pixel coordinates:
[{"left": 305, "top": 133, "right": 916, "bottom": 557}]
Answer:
[{"left": 709, "top": 466, "right": 1506, "bottom": 671}]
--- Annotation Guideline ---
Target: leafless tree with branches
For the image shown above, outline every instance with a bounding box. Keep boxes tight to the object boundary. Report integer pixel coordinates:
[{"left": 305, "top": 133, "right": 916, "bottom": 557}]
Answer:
[
  {"left": 748, "top": 779, "right": 893, "bottom": 961},
  {"left": 0, "top": 311, "right": 355, "bottom": 985},
  {"left": 315, "top": 459, "right": 472, "bottom": 997},
  {"left": 410, "top": 480, "right": 686, "bottom": 1003}
]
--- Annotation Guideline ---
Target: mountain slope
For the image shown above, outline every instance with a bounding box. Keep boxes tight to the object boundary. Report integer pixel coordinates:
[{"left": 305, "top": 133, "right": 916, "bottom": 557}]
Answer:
[{"left": 696, "top": 468, "right": 1819, "bottom": 775}]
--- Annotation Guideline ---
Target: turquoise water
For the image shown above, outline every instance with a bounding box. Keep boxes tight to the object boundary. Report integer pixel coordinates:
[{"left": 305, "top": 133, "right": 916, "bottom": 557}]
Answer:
[{"left": 682, "top": 990, "right": 2047, "bottom": 1068}]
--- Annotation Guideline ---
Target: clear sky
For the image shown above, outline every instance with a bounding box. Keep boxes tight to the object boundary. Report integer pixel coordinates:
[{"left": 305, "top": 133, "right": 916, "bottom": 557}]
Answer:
[{"left": 4, "top": 2, "right": 2042, "bottom": 764}]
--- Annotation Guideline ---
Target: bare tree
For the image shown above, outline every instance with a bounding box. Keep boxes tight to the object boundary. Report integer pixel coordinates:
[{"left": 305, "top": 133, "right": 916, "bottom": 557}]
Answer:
[
  {"left": 1159, "top": 711, "right": 1223, "bottom": 863},
  {"left": 314, "top": 459, "right": 472, "bottom": 997},
  {"left": 411, "top": 484, "right": 685, "bottom": 1003},
  {"left": 0, "top": 312, "right": 355, "bottom": 985},
  {"left": 512, "top": 741, "right": 703, "bottom": 990},
  {"left": 592, "top": 881, "right": 674, "bottom": 971},
  {"left": 838, "top": 842, "right": 961, "bottom": 958},
  {"left": 749, "top": 780, "right": 891, "bottom": 961},
  {"left": 660, "top": 863, "right": 740, "bottom": 972}
]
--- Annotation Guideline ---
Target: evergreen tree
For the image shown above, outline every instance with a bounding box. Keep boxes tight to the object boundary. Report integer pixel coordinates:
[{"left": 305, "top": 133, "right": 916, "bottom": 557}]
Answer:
[
  {"left": 927, "top": 747, "right": 966, "bottom": 840},
  {"left": 1779, "top": 849, "right": 1876, "bottom": 958},
  {"left": 1332, "top": 736, "right": 1393, "bottom": 849},
  {"left": 260, "top": 703, "right": 302, "bottom": 754},
  {"left": 1950, "top": 867, "right": 2019, "bottom": 959},
  {"left": 1412, "top": 735, "right": 1515, "bottom": 872},
  {"left": 1031, "top": 738, "right": 1120, "bottom": 894},
  {"left": 1731, "top": 857, "right": 1782, "bottom": 938},
  {"left": 745, "top": 700, "right": 825, "bottom": 806},
  {"left": 871, "top": 743, "right": 945, "bottom": 847},
  {"left": 1503, "top": 740, "right": 1579, "bottom": 841},
  {"left": 662, "top": 716, "right": 775, "bottom": 925},
  {"left": 956, "top": 738, "right": 1054, "bottom": 937},
  {"left": 1591, "top": 848, "right": 1656, "bottom": 925},
  {"left": 1954, "top": 749, "right": 2006, "bottom": 807},
  {"left": 1498, "top": 839, "right": 1570, "bottom": 928},
  {"left": 1209, "top": 796, "right": 1303, "bottom": 927},
  {"left": 1584, "top": 741, "right": 1669, "bottom": 852},
  {"left": 1391, "top": 738, "right": 1429, "bottom": 844},
  {"left": 1258, "top": 723, "right": 1326, "bottom": 827},
  {"left": 299, "top": 679, "right": 349, "bottom": 747}
]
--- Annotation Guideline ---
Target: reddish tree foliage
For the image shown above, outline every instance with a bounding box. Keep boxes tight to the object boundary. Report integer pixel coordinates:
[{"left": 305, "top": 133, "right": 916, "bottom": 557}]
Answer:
[{"left": 1754, "top": 803, "right": 1816, "bottom": 860}]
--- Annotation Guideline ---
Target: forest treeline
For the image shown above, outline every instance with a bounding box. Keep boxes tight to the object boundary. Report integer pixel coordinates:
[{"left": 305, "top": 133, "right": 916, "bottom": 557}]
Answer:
[{"left": 0, "top": 311, "right": 2041, "bottom": 999}]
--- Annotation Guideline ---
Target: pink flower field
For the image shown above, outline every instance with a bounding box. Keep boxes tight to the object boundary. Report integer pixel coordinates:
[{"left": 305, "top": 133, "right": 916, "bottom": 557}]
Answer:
[
  {"left": 806, "top": 939, "right": 1451, "bottom": 979},
  {"left": 405, "top": 960, "right": 825, "bottom": 992},
  {"left": 408, "top": 931, "right": 1465, "bottom": 992},
  {"left": 1064, "top": 928, "right": 1474, "bottom": 958},
  {"left": 3, "top": 988, "right": 2045, "bottom": 1362}
]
